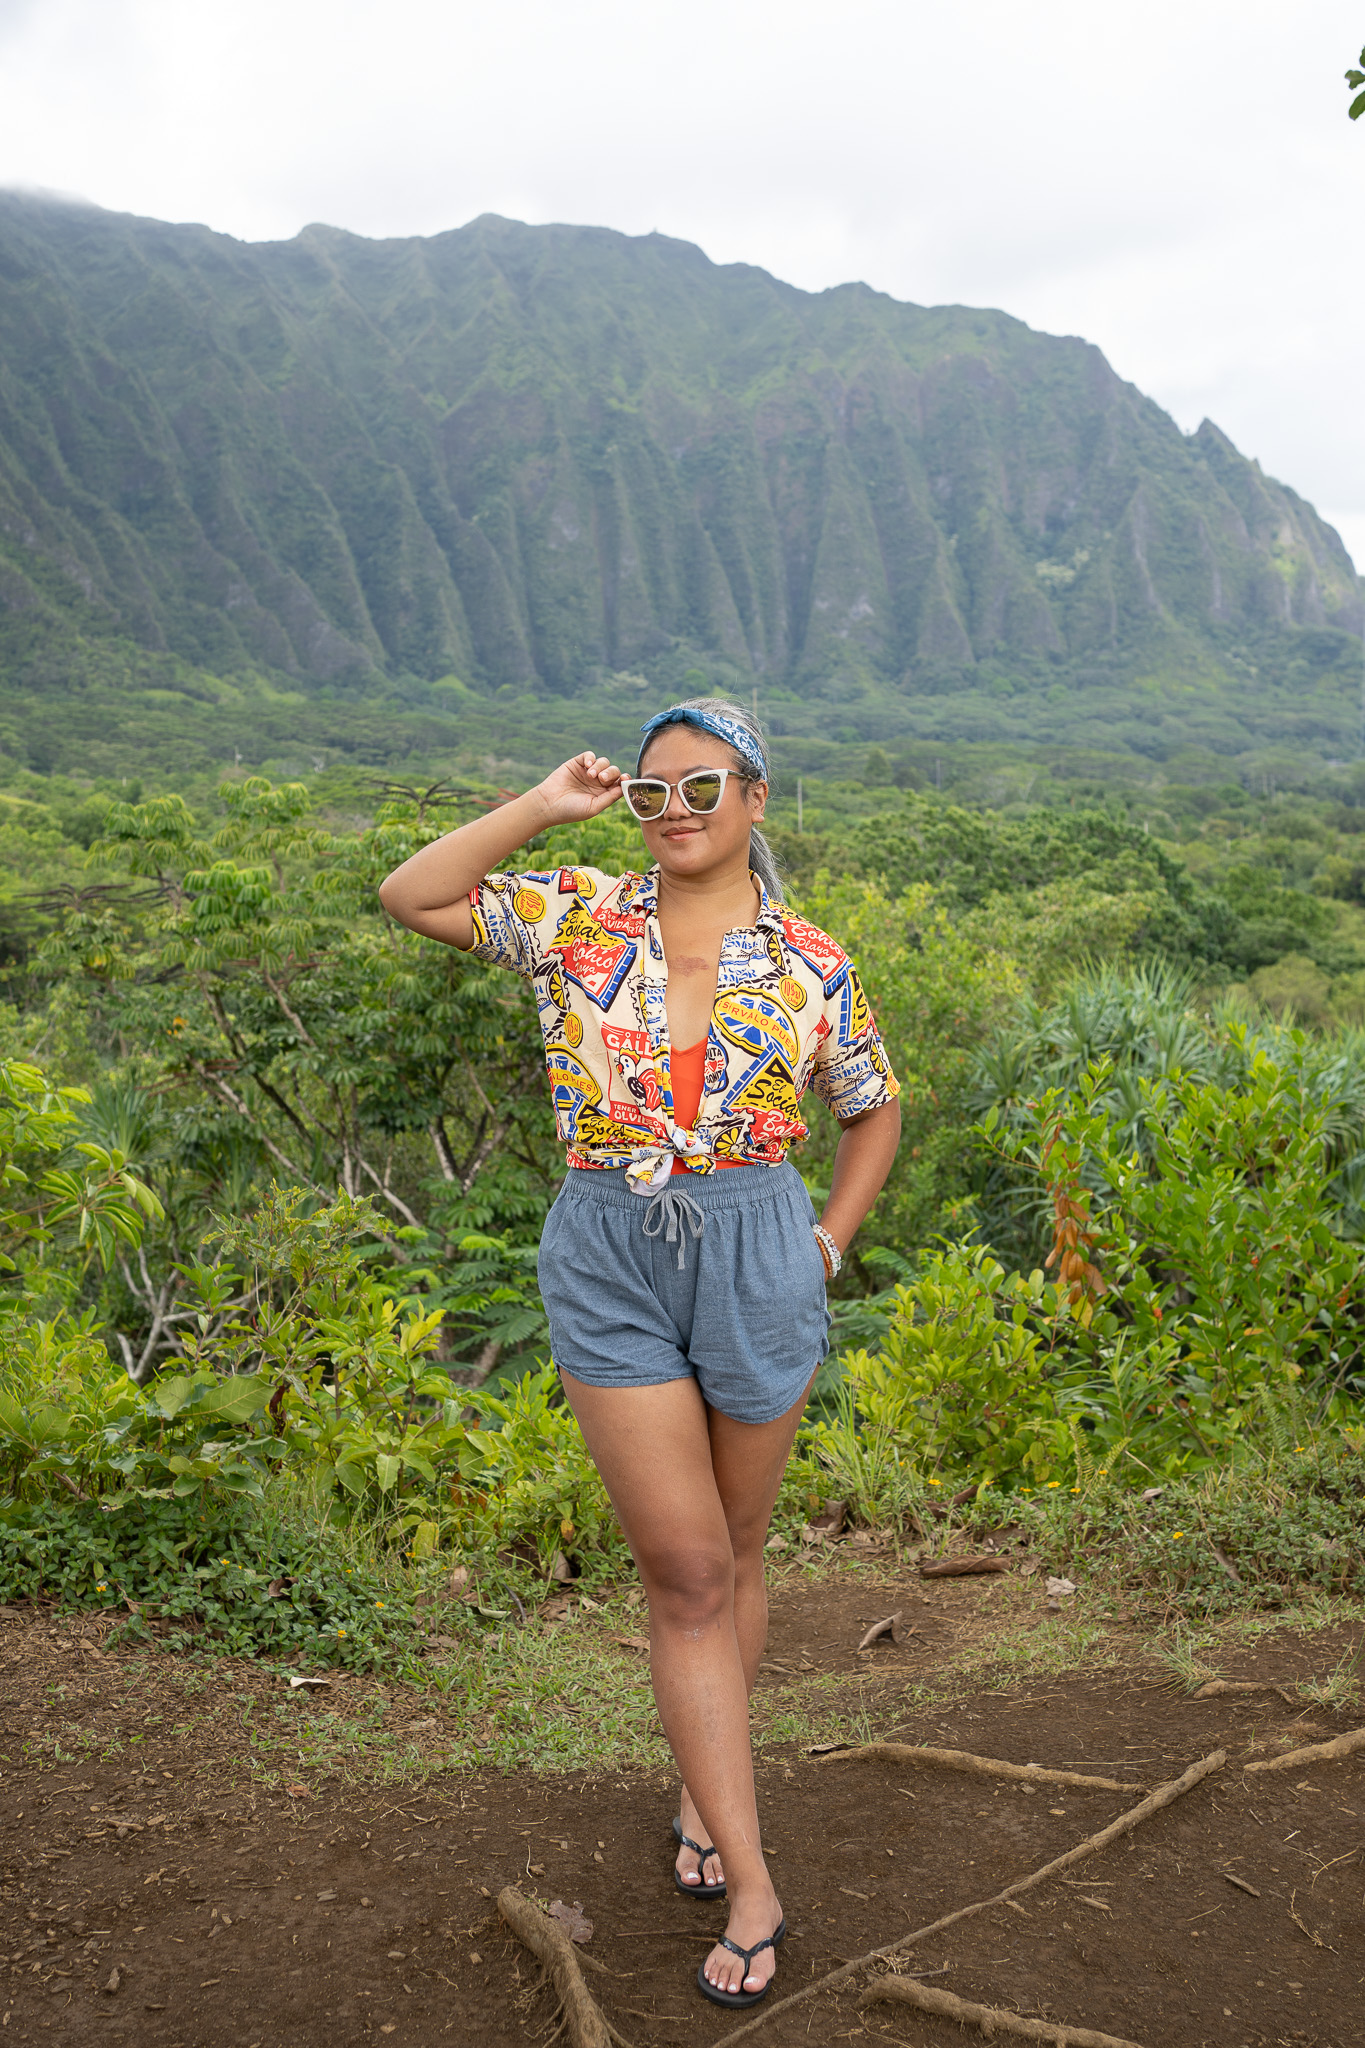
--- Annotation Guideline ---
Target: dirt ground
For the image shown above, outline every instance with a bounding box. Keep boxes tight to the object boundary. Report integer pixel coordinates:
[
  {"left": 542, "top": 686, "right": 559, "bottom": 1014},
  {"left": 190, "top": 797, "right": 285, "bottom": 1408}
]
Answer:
[{"left": 2, "top": 1575, "right": 1363, "bottom": 2048}]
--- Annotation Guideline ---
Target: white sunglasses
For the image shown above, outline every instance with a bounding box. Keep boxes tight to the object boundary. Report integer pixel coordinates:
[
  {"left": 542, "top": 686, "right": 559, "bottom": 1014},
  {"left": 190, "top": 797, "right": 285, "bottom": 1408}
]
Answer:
[{"left": 621, "top": 768, "right": 741, "bottom": 820}]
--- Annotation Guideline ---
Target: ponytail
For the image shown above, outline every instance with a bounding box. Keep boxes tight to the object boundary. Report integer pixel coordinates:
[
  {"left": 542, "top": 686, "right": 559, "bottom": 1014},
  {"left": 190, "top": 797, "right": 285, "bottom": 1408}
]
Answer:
[{"left": 748, "top": 825, "right": 784, "bottom": 903}]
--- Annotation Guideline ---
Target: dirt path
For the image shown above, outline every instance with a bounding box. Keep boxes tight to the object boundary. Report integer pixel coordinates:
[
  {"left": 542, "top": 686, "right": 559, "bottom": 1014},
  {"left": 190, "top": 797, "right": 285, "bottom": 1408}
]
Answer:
[{"left": 2, "top": 1594, "right": 1362, "bottom": 2047}]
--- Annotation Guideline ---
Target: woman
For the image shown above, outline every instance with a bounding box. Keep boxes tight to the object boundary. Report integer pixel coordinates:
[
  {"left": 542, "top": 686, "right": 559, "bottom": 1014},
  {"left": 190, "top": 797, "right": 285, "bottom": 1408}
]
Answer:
[{"left": 379, "top": 698, "right": 900, "bottom": 2008}]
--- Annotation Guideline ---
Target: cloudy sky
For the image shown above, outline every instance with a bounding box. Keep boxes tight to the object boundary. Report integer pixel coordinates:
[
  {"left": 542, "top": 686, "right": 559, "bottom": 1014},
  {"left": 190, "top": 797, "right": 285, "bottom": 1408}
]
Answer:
[{"left": 1, "top": 0, "right": 1362, "bottom": 573}]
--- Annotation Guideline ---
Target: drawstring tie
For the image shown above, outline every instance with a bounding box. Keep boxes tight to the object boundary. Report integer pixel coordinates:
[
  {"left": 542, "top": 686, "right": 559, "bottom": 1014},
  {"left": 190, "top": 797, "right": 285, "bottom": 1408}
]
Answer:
[
  {"left": 640, "top": 1181, "right": 706, "bottom": 1269},
  {"left": 625, "top": 1136, "right": 713, "bottom": 1269}
]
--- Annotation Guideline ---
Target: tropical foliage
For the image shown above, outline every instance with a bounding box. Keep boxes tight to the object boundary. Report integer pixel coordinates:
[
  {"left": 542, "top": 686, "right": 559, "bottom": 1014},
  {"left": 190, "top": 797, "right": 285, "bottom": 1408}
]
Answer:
[{"left": 5, "top": 749, "right": 1365, "bottom": 1654}]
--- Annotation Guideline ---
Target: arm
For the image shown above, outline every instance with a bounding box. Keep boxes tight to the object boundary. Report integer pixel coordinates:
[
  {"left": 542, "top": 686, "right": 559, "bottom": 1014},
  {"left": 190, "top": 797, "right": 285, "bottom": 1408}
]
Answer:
[
  {"left": 818, "top": 1096, "right": 901, "bottom": 1263},
  {"left": 377, "top": 752, "right": 625, "bottom": 947}
]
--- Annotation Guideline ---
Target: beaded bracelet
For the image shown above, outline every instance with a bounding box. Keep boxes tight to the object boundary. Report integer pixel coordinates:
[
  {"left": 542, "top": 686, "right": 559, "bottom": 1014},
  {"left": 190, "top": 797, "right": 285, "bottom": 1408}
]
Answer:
[{"left": 812, "top": 1223, "right": 842, "bottom": 1280}]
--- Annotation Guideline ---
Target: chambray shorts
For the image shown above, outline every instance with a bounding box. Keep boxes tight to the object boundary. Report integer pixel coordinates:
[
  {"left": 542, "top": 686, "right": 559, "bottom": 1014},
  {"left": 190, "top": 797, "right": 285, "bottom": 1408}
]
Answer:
[{"left": 537, "top": 1163, "right": 831, "bottom": 1426}]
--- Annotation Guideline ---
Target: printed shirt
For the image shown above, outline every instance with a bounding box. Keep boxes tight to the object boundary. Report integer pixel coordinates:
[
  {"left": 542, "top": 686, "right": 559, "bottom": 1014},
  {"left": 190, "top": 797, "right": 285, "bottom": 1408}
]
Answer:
[{"left": 467, "top": 864, "right": 900, "bottom": 1184}]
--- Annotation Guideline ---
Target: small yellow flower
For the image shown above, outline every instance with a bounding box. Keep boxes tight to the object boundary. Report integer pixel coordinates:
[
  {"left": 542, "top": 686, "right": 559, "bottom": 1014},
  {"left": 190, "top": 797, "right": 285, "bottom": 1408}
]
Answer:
[
  {"left": 1020, "top": 1489, "right": 1033, "bottom": 1496},
  {"left": 375, "top": 1600, "right": 385, "bottom": 1608},
  {"left": 1097, "top": 1468, "right": 1108, "bottom": 1476},
  {"left": 1069, "top": 1487, "right": 1082, "bottom": 1493},
  {"left": 927, "top": 1477, "right": 942, "bottom": 1487},
  {"left": 96, "top": 1582, "right": 107, "bottom": 1591},
  {"left": 337, "top": 1629, "right": 346, "bottom": 1638},
  {"left": 1047, "top": 1481, "right": 1061, "bottom": 1489},
  {"left": 1294, "top": 1445, "right": 1305, "bottom": 1453},
  {"left": 1172, "top": 1531, "right": 1185, "bottom": 1540}
]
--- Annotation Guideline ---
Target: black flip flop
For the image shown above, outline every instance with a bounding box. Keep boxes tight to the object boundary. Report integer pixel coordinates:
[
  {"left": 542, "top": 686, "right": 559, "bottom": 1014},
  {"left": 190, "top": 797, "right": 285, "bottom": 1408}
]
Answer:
[
  {"left": 671, "top": 1815, "right": 726, "bottom": 1900},
  {"left": 696, "top": 1917, "right": 786, "bottom": 2007}
]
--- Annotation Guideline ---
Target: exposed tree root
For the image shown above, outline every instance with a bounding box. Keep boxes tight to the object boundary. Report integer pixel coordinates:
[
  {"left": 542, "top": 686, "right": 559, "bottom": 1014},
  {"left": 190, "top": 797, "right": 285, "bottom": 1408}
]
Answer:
[
  {"left": 499, "top": 1886, "right": 626, "bottom": 2048},
  {"left": 860, "top": 1975, "right": 1146, "bottom": 2046},
  {"left": 815, "top": 1743, "right": 1140, "bottom": 1792},
  {"left": 1245, "top": 1726, "right": 1365, "bottom": 1774},
  {"left": 710, "top": 1749, "right": 1226, "bottom": 2047},
  {"left": 1191, "top": 1679, "right": 1294, "bottom": 1702}
]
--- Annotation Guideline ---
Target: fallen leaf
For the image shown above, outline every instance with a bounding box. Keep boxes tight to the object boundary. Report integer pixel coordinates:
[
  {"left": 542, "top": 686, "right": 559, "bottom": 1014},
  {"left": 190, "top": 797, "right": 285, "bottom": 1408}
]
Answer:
[
  {"left": 1045, "top": 1577, "right": 1077, "bottom": 1598},
  {"left": 286, "top": 1675, "right": 330, "bottom": 1691},
  {"left": 528, "top": 1863, "right": 546, "bottom": 1876},
  {"left": 446, "top": 1565, "right": 470, "bottom": 1596},
  {"left": 265, "top": 1576, "right": 292, "bottom": 1599},
  {"left": 857, "top": 1612, "right": 904, "bottom": 1651},
  {"left": 548, "top": 1551, "right": 573, "bottom": 1584},
  {"left": 286, "top": 1784, "right": 311, "bottom": 1800},
  {"left": 611, "top": 1633, "right": 650, "bottom": 1653},
  {"left": 548, "top": 1899, "right": 594, "bottom": 1943},
  {"left": 541, "top": 1597, "right": 572, "bottom": 1622},
  {"left": 810, "top": 1499, "right": 846, "bottom": 1535}
]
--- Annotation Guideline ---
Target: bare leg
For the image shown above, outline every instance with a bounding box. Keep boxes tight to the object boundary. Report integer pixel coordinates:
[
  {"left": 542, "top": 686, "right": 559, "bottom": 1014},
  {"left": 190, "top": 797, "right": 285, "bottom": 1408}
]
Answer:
[
  {"left": 676, "top": 1390, "right": 812, "bottom": 1882},
  {"left": 559, "top": 1369, "right": 814, "bottom": 1997}
]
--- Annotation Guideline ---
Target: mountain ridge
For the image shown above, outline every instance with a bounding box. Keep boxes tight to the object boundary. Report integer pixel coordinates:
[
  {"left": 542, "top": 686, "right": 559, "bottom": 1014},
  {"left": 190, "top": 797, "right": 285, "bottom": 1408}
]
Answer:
[{"left": 0, "top": 195, "right": 1359, "bottom": 739}]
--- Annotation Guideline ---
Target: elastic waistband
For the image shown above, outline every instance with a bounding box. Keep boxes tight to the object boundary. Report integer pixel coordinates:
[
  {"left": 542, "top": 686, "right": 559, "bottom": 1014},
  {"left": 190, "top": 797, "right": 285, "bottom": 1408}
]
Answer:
[{"left": 555, "top": 1161, "right": 801, "bottom": 1214}]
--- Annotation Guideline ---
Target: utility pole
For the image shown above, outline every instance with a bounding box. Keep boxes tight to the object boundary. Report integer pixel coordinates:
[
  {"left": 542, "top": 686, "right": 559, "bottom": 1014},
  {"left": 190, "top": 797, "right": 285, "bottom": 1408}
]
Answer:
[{"left": 797, "top": 777, "right": 803, "bottom": 833}]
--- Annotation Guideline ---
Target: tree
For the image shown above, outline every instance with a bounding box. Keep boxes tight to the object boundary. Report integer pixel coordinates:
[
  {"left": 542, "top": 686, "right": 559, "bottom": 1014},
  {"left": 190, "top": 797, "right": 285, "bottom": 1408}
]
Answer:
[{"left": 1348, "top": 45, "right": 1365, "bottom": 120}]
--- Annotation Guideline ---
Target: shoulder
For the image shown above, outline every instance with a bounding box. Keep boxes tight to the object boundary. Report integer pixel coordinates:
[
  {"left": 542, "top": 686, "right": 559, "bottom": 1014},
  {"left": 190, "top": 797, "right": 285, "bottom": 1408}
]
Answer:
[
  {"left": 774, "top": 910, "right": 851, "bottom": 982},
  {"left": 483, "top": 866, "right": 626, "bottom": 912}
]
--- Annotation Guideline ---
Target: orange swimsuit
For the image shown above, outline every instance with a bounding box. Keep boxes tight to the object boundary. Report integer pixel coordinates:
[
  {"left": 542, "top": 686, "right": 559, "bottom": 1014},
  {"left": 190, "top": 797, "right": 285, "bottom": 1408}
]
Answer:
[{"left": 669, "top": 1041, "right": 742, "bottom": 1174}]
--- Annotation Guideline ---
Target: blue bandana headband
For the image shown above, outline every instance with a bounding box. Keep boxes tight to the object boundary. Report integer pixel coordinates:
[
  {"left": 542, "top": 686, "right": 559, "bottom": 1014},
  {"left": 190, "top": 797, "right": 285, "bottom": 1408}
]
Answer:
[{"left": 637, "top": 705, "right": 767, "bottom": 780}]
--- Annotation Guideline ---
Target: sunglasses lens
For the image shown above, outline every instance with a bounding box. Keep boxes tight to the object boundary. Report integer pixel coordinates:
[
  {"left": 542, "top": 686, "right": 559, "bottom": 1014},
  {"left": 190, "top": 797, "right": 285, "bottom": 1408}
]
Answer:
[
  {"left": 680, "top": 772, "right": 724, "bottom": 813},
  {"left": 625, "top": 780, "right": 668, "bottom": 819}
]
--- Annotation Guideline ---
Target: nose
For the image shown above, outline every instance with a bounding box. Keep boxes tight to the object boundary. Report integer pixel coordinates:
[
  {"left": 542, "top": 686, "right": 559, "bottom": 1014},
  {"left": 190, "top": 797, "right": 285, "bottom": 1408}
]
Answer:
[{"left": 662, "top": 784, "right": 692, "bottom": 821}]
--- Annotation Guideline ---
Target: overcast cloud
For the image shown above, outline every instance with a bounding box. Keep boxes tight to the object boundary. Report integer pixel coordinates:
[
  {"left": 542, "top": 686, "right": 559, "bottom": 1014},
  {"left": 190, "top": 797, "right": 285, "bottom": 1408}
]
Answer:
[{"left": 1, "top": 0, "right": 1362, "bottom": 575}]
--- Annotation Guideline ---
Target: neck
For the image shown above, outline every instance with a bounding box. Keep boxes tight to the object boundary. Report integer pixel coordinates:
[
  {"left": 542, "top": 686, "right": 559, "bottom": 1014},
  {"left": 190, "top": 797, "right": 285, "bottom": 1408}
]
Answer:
[{"left": 655, "top": 859, "right": 759, "bottom": 922}]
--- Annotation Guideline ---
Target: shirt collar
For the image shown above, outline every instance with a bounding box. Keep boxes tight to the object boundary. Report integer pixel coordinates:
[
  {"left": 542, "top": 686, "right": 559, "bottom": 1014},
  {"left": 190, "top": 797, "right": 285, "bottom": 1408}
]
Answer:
[{"left": 630, "top": 866, "right": 785, "bottom": 934}]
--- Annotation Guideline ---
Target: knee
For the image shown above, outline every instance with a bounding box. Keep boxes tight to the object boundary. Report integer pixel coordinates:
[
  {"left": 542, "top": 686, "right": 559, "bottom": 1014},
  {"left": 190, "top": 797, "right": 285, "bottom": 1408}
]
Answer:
[{"left": 642, "top": 1544, "right": 735, "bottom": 1633}]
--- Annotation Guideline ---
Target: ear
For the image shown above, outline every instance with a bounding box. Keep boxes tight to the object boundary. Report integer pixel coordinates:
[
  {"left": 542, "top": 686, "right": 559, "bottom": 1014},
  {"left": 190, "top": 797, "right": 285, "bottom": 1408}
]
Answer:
[{"left": 746, "top": 778, "right": 768, "bottom": 823}]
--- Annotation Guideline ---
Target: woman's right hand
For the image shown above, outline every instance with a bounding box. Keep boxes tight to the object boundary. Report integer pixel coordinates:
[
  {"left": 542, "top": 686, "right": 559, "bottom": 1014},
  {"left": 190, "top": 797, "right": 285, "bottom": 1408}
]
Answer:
[{"left": 534, "top": 753, "right": 626, "bottom": 824}]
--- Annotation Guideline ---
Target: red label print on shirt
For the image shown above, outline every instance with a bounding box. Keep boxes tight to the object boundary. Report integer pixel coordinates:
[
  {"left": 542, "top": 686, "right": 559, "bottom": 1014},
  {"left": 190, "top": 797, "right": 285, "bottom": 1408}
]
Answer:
[
  {"left": 781, "top": 916, "right": 850, "bottom": 999},
  {"left": 602, "top": 1024, "right": 664, "bottom": 1122}
]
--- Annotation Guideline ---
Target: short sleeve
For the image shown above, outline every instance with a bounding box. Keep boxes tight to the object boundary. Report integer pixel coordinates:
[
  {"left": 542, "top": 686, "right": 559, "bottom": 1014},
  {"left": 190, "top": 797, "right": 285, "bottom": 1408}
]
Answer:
[
  {"left": 807, "top": 965, "right": 901, "bottom": 1122},
  {"left": 465, "top": 870, "right": 560, "bottom": 977},
  {"left": 466, "top": 865, "right": 618, "bottom": 977}
]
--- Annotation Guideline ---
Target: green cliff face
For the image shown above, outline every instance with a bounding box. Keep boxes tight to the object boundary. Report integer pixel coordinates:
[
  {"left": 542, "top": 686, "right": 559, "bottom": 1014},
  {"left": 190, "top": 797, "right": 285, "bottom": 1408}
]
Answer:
[{"left": 0, "top": 196, "right": 1359, "bottom": 705}]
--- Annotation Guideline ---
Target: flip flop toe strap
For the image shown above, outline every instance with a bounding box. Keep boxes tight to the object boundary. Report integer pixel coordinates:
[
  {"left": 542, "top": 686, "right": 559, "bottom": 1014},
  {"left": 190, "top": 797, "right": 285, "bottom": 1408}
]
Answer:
[
  {"left": 718, "top": 1933, "right": 776, "bottom": 1966},
  {"left": 677, "top": 1831, "right": 718, "bottom": 1860}
]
